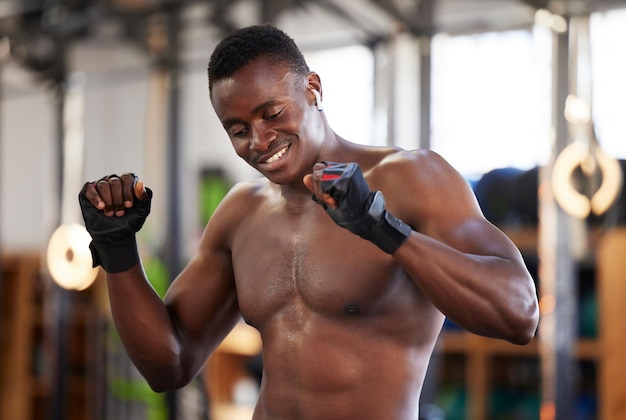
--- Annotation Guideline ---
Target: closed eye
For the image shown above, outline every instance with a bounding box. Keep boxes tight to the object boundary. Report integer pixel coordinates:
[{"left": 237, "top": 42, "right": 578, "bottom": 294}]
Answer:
[
  {"left": 229, "top": 125, "right": 248, "bottom": 137},
  {"left": 265, "top": 109, "right": 282, "bottom": 120},
  {"left": 263, "top": 102, "right": 287, "bottom": 120},
  {"left": 223, "top": 120, "right": 248, "bottom": 137}
]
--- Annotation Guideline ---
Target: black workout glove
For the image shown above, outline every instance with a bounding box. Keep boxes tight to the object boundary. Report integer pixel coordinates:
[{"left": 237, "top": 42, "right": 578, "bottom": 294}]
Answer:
[
  {"left": 78, "top": 176, "right": 152, "bottom": 273},
  {"left": 315, "top": 162, "right": 411, "bottom": 254}
]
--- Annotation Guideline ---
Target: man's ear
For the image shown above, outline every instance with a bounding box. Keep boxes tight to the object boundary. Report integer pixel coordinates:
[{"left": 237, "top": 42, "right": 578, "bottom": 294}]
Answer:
[
  {"left": 306, "top": 72, "right": 322, "bottom": 98},
  {"left": 306, "top": 72, "right": 323, "bottom": 111}
]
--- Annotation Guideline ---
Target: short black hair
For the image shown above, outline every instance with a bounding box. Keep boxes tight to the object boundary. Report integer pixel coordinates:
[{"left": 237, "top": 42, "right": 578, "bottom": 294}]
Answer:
[{"left": 208, "top": 24, "right": 310, "bottom": 93}]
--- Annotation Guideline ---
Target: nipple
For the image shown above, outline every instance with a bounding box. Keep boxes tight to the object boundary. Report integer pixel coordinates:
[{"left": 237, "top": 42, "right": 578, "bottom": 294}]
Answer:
[{"left": 343, "top": 304, "right": 361, "bottom": 315}]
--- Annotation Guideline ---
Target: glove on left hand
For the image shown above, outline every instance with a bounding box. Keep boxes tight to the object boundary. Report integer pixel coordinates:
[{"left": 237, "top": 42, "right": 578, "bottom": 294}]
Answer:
[{"left": 78, "top": 175, "right": 152, "bottom": 273}]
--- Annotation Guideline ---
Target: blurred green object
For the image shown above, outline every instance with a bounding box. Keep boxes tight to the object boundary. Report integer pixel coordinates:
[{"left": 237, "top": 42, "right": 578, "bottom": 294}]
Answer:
[
  {"left": 109, "top": 378, "right": 168, "bottom": 420},
  {"left": 436, "top": 385, "right": 467, "bottom": 420},
  {"left": 106, "top": 322, "right": 168, "bottom": 420},
  {"left": 579, "top": 291, "right": 598, "bottom": 338},
  {"left": 143, "top": 256, "right": 169, "bottom": 298},
  {"left": 200, "top": 169, "right": 230, "bottom": 225},
  {"left": 490, "top": 388, "right": 540, "bottom": 420}
]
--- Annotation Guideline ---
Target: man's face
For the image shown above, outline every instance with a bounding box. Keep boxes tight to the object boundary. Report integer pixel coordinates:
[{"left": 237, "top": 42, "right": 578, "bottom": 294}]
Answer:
[{"left": 211, "top": 58, "right": 324, "bottom": 186}]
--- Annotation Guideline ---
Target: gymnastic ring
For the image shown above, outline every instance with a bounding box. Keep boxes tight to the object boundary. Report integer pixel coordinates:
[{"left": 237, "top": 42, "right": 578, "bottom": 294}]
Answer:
[{"left": 552, "top": 142, "right": 622, "bottom": 219}]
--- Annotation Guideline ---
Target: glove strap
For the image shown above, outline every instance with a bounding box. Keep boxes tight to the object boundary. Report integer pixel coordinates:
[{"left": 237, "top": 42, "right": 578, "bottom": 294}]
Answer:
[
  {"left": 89, "top": 235, "right": 139, "bottom": 273},
  {"left": 361, "top": 191, "right": 412, "bottom": 254}
]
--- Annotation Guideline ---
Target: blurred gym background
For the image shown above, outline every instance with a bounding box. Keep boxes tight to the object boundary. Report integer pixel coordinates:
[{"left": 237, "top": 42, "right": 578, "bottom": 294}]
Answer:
[{"left": 1, "top": 0, "right": 626, "bottom": 419}]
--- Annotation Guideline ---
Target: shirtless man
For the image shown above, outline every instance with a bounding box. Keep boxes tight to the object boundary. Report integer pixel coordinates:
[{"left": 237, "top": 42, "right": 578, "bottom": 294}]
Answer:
[{"left": 79, "top": 24, "right": 539, "bottom": 419}]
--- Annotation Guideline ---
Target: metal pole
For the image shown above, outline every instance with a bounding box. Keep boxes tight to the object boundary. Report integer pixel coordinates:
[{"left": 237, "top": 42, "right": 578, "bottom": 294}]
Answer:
[
  {"left": 417, "top": 0, "right": 434, "bottom": 150},
  {"left": 166, "top": 6, "right": 182, "bottom": 282},
  {"left": 164, "top": 5, "right": 182, "bottom": 420},
  {"left": 372, "top": 37, "right": 392, "bottom": 146},
  {"left": 51, "top": 74, "right": 71, "bottom": 420},
  {"left": 417, "top": 35, "right": 431, "bottom": 150},
  {"left": 539, "top": 6, "right": 577, "bottom": 419},
  {"left": 0, "top": 39, "right": 5, "bottom": 345}
]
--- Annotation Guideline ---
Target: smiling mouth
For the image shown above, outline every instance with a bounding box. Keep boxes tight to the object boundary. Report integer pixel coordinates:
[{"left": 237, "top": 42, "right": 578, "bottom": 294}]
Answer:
[{"left": 264, "top": 146, "right": 288, "bottom": 164}]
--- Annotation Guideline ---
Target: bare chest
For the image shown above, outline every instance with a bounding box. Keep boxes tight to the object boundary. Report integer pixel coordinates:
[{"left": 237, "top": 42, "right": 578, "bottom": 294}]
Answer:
[{"left": 230, "top": 202, "right": 405, "bottom": 328}]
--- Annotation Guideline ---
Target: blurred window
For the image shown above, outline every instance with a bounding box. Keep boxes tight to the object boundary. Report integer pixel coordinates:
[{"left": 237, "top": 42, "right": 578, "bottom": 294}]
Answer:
[
  {"left": 305, "top": 45, "right": 374, "bottom": 145},
  {"left": 591, "top": 8, "right": 626, "bottom": 160},
  {"left": 430, "top": 7, "right": 626, "bottom": 178},
  {"left": 430, "top": 29, "right": 551, "bottom": 178}
]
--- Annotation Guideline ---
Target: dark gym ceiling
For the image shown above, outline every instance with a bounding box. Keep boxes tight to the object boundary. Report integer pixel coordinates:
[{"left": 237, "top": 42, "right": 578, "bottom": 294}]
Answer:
[{"left": 1, "top": 0, "right": 625, "bottom": 91}]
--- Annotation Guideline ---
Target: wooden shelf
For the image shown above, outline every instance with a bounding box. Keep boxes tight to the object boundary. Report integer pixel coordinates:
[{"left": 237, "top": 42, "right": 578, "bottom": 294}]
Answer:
[
  {"left": 1, "top": 253, "right": 106, "bottom": 420},
  {"left": 440, "top": 333, "right": 599, "bottom": 360},
  {"left": 434, "top": 227, "right": 626, "bottom": 419},
  {"left": 502, "top": 228, "right": 539, "bottom": 255},
  {"left": 204, "top": 322, "right": 262, "bottom": 403}
]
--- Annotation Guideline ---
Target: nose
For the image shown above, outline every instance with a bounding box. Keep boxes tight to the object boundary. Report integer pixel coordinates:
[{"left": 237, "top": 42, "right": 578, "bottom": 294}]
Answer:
[{"left": 250, "top": 123, "right": 277, "bottom": 152}]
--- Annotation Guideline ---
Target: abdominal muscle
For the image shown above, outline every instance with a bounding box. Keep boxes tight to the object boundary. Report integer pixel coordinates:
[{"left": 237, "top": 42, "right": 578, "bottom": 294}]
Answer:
[{"left": 250, "top": 311, "right": 432, "bottom": 420}]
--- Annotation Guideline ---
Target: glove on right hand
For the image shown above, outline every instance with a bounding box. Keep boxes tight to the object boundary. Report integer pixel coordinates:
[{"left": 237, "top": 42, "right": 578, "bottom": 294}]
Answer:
[
  {"left": 78, "top": 176, "right": 152, "bottom": 273},
  {"left": 315, "top": 162, "right": 411, "bottom": 254},
  {"left": 317, "top": 162, "right": 378, "bottom": 238}
]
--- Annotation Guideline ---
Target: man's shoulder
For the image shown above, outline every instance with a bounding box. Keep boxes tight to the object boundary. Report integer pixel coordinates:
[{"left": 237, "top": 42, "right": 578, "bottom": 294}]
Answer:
[
  {"left": 230, "top": 177, "right": 271, "bottom": 192},
  {"left": 222, "top": 178, "right": 274, "bottom": 205},
  {"left": 370, "top": 148, "right": 447, "bottom": 174},
  {"left": 367, "top": 148, "right": 463, "bottom": 197},
  {"left": 205, "top": 178, "right": 273, "bottom": 237}
]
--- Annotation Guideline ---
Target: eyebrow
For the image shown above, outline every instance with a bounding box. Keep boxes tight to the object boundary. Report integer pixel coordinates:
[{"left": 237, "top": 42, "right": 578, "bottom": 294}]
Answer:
[
  {"left": 221, "top": 117, "right": 243, "bottom": 130},
  {"left": 252, "top": 99, "right": 281, "bottom": 115},
  {"left": 221, "top": 99, "right": 282, "bottom": 129}
]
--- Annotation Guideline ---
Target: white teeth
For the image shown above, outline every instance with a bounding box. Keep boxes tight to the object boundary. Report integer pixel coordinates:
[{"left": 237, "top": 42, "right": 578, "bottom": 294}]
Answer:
[{"left": 266, "top": 148, "right": 286, "bottom": 163}]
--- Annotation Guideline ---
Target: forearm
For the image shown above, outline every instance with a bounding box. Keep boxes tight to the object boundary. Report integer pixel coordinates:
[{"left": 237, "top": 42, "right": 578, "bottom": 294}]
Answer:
[
  {"left": 393, "top": 232, "right": 539, "bottom": 344},
  {"left": 79, "top": 177, "right": 230, "bottom": 390},
  {"left": 106, "top": 264, "right": 190, "bottom": 391}
]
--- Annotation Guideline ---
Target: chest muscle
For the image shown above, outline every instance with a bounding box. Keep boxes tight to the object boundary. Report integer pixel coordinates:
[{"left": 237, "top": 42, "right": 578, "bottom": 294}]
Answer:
[{"left": 230, "top": 204, "right": 402, "bottom": 328}]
